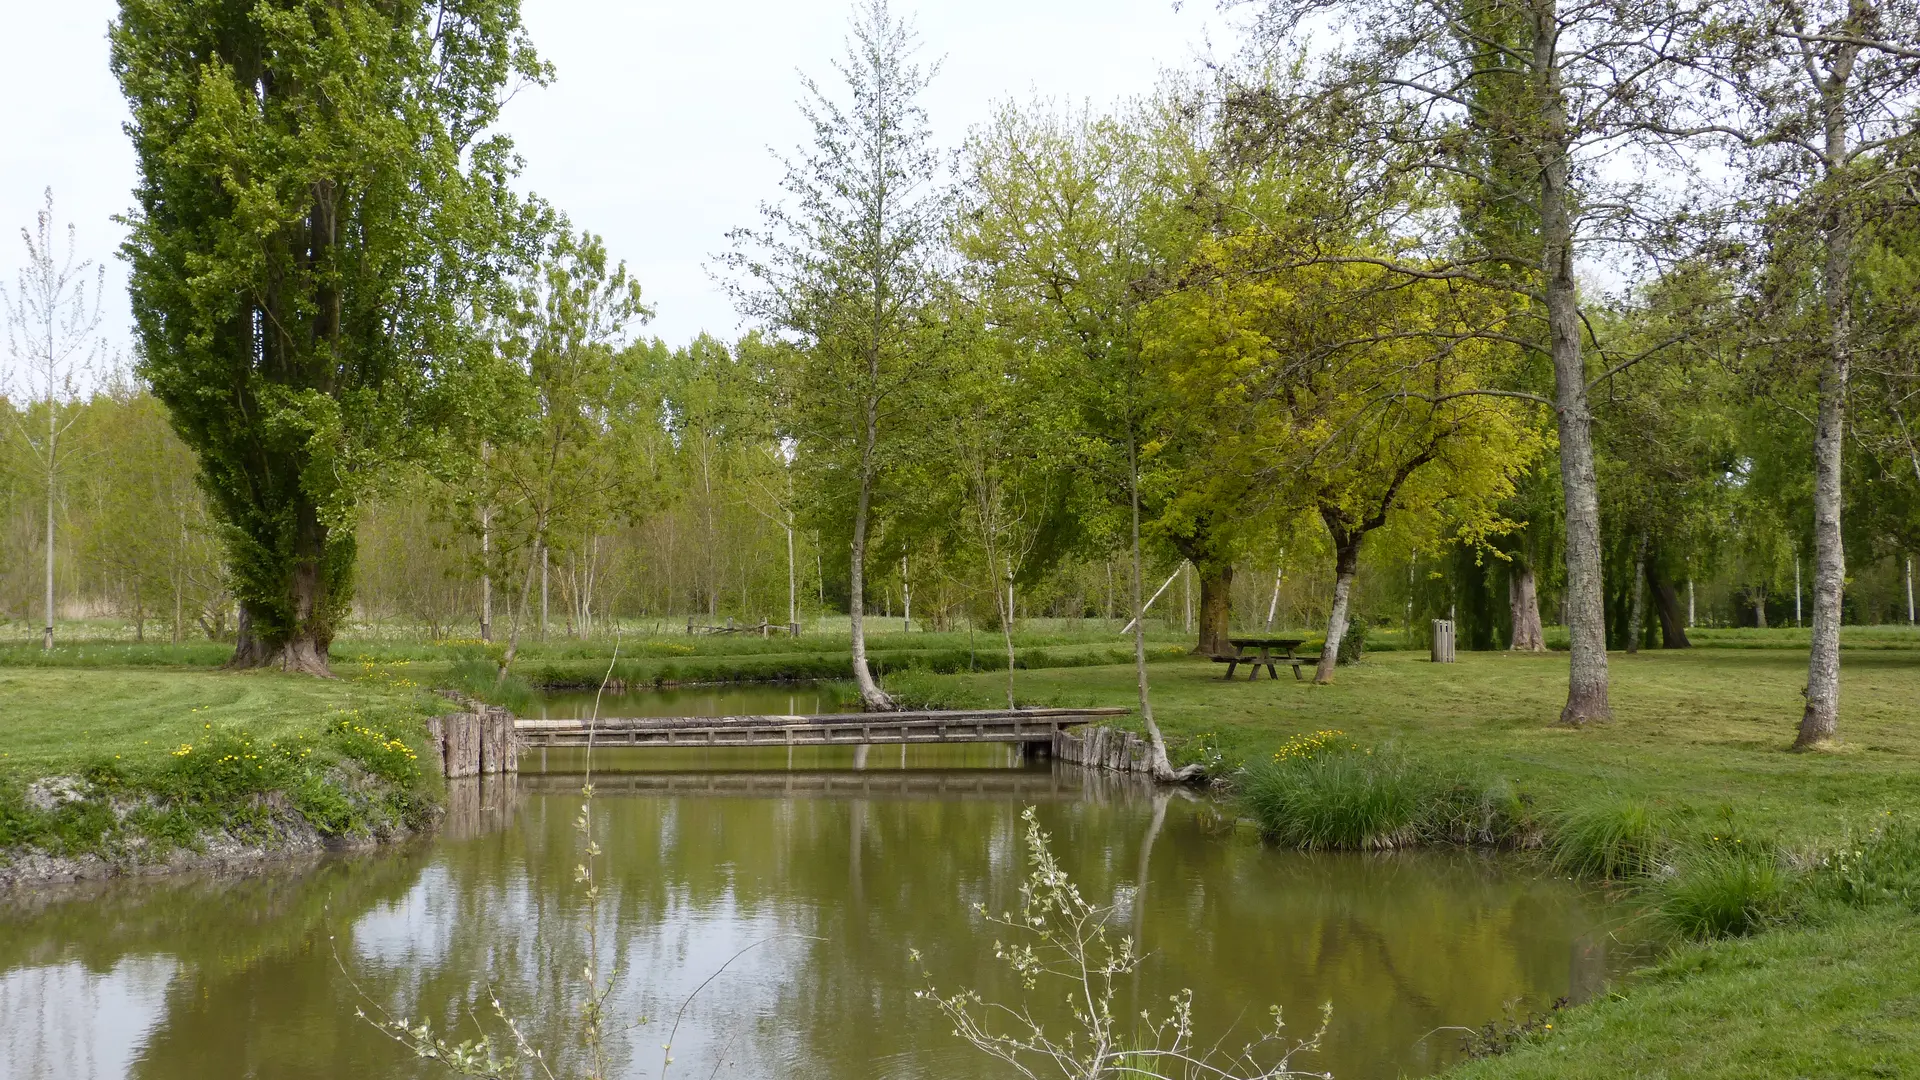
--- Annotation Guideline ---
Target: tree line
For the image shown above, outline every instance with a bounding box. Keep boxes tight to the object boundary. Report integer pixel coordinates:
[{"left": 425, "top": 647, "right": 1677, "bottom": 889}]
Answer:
[{"left": 2, "top": 0, "right": 1916, "bottom": 763}]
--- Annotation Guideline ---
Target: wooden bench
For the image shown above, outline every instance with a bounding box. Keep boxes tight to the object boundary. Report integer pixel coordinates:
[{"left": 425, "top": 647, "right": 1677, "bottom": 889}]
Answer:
[
  {"left": 1287, "top": 654, "right": 1322, "bottom": 680},
  {"left": 1210, "top": 653, "right": 1254, "bottom": 679}
]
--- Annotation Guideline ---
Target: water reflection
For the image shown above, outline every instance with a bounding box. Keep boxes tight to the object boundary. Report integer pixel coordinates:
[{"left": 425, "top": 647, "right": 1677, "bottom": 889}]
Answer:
[{"left": 0, "top": 772, "right": 1639, "bottom": 1079}]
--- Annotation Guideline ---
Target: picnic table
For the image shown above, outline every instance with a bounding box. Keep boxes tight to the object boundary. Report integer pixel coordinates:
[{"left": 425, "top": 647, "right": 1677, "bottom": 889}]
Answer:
[{"left": 1211, "top": 636, "right": 1319, "bottom": 681}]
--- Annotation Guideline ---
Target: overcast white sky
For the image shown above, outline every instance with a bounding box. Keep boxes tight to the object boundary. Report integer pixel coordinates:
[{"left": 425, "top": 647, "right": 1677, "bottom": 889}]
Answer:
[{"left": 0, "top": 0, "right": 1239, "bottom": 360}]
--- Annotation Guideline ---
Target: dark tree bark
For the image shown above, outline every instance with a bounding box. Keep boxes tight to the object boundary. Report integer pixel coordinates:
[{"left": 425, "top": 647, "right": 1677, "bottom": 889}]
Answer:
[
  {"left": 1649, "top": 563, "right": 1690, "bottom": 649},
  {"left": 1508, "top": 562, "right": 1546, "bottom": 652},
  {"left": 1195, "top": 563, "right": 1234, "bottom": 657},
  {"left": 1626, "top": 525, "right": 1650, "bottom": 655}
]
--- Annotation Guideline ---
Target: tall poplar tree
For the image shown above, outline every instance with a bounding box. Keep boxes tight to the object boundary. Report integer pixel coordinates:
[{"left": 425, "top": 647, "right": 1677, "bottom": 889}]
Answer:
[{"left": 112, "top": 0, "right": 548, "bottom": 674}]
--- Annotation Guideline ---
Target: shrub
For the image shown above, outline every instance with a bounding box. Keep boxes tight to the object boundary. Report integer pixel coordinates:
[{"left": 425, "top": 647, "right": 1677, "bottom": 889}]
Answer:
[
  {"left": 1811, "top": 816, "right": 1920, "bottom": 912},
  {"left": 1337, "top": 617, "right": 1367, "bottom": 665},
  {"left": 1239, "top": 742, "right": 1426, "bottom": 850},
  {"left": 1659, "top": 848, "right": 1791, "bottom": 938},
  {"left": 1546, "top": 798, "right": 1667, "bottom": 879},
  {"left": 328, "top": 713, "right": 424, "bottom": 787}
]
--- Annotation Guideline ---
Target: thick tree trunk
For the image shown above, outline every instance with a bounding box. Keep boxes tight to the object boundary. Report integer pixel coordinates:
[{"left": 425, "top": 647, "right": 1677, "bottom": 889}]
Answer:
[
  {"left": 226, "top": 502, "right": 336, "bottom": 677},
  {"left": 1536, "top": 7, "right": 1611, "bottom": 723},
  {"left": 1315, "top": 538, "right": 1362, "bottom": 684},
  {"left": 1650, "top": 563, "right": 1690, "bottom": 648},
  {"left": 1195, "top": 563, "right": 1233, "bottom": 656},
  {"left": 1508, "top": 563, "right": 1546, "bottom": 651},
  {"left": 1754, "top": 586, "right": 1769, "bottom": 629},
  {"left": 1626, "top": 526, "right": 1650, "bottom": 655}
]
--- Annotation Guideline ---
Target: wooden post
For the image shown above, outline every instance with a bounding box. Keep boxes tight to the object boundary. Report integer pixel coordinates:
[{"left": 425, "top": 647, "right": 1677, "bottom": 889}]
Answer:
[
  {"left": 443, "top": 714, "right": 482, "bottom": 778},
  {"left": 1430, "top": 619, "right": 1456, "bottom": 664}
]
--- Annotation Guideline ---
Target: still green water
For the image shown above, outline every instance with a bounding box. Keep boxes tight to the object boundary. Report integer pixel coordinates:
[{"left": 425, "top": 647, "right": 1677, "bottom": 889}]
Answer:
[{"left": 0, "top": 764, "right": 1635, "bottom": 1080}]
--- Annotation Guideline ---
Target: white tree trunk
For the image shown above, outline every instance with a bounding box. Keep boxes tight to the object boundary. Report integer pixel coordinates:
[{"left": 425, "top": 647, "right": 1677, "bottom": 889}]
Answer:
[
  {"left": 1265, "top": 563, "right": 1282, "bottom": 631},
  {"left": 849, "top": 407, "right": 892, "bottom": 710}
]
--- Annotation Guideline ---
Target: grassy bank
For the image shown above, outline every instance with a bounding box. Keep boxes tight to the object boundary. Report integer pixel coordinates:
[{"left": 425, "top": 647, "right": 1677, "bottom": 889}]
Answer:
[
  {"left": 890, "top": 647, "right": 1920, "bottom": 843},
  {"left": 886, "top": 645, "right": 1920, "bottom": 1078},
  {"left": 0, "top": 667, "right": 442, "bottom": 878}
]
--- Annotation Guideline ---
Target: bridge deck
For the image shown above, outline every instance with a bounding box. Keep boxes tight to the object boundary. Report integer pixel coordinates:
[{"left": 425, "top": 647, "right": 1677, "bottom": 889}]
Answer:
[{"left": 513, "top": 707, "right": 1127, "bottom": 748}]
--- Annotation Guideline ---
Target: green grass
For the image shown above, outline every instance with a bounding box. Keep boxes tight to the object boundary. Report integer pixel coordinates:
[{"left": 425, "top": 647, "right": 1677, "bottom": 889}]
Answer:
[
  {"left": 0, "top": 667, "right": 442, "bottom": 860},
  {"left": 1656, "top": 847, "right": 1794, "bottom": 939},
  {"left": 0, "top": 668, "right": 424, "bottom": 775},
  {"left": 7, "top": 624, "right": 1920, "bottom": 1075},
  {"left": 890, "top": 646, "right": 1920, "bottom": 846},
  {"left": 1447, "top": 910, "right": 1920, "bottom": 1080}
]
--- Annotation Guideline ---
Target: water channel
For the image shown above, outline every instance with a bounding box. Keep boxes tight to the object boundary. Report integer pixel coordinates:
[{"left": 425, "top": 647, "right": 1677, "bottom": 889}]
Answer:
[{"left": 1, "top": 685, "right": 1640, "bottom": 1080}]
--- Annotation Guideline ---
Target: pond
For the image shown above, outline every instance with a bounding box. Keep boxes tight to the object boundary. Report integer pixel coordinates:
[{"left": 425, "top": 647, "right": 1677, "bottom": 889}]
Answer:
[{"left": 1, "top": 686, "right": 1642, "bottom": 1079}]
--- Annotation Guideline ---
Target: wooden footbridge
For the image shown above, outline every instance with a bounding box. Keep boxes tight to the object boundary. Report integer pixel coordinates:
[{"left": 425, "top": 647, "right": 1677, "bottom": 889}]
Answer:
[{"left": 513, "top": 707, "right": 1128, "bottom": 750}]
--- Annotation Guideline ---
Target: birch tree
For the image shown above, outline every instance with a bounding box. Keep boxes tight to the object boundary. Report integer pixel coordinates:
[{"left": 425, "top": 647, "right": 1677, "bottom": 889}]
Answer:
[
  {"left": 1687, "top": 0, "right": 1920, "bottom": 747},
  {"left": 2, "top": 190, "right": 104, "bottom": 650},
  {"left": 725, "top": 0, "right": 948, "bottom": 710},
  {"left": 958, "top": 100, "right": 1203, "bottom": 779}
]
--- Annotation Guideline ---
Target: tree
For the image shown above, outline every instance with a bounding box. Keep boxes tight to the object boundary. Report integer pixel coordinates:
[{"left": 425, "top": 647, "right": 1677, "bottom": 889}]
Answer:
[
  {"left": 932, "top": 312, "right": 1080, "bottom": 707},
  {"left": 1151, "top": 236, "right": 1543, "bottom": 681},
  {"left": 958, "top": 98, "right": 1208, "bottom": 779},
  {"left": 1691, "top": 0, "right": 1920, "bottom": 747},
  {"left": 725, "top": 0, "right": 947, "bottom": 710},
  {"left": 1244, "top": 0, "right": 1715, "bottom": 723},
  {"left": 113, "top": 0, "right": 549, "bottom": 674},
  {"left": 3, "top": 189, "right": 105, "bottom": 649},
  {"left": 477, "top": 230, "right": 651, "bottom": 671},
  {"left": 75, "top": 382, "right": 224, "bottom": 642}
]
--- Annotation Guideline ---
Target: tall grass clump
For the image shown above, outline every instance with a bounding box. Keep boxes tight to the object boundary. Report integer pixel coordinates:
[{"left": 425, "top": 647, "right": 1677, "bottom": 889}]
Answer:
[
  {"left": 1423, "top": 772, "right": 1534, "bottom": 847},
  {"left": 1658, "top": 847, "right": 1792, "bottom": 939},
  {"left": 443, "top": 653, "right": 536, "bottom": 713},
  {"left": 1546, "top": 797, "right": 1667, "bottom": 879},
  {"left": 1238, "top": 733, "right": 1426, "bottom": 850}
]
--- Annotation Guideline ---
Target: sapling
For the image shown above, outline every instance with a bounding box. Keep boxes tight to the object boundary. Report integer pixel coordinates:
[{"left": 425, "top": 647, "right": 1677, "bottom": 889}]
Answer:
[{"left": 915, "top": 807, "right": 1332, "bottom": 1080}]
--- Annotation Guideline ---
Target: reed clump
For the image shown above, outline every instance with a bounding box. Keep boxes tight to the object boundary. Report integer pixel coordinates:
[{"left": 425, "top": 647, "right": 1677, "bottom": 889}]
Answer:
[
  {"left": 1657, "top": 847, "right": 1793, "bottom": 939},
  {"left": 1545, "top": 797, "right": 1668, "bottom": 879},
  {"left": 1237, "top": 733, "right": 1530, "bottom": 850}
]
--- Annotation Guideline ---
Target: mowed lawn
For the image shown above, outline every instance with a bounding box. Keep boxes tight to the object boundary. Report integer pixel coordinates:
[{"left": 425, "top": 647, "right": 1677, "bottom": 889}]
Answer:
[
  {"left": 911, "top": 645, "right": 1920, "bottom": 843},
  {"left": 0, "top": 668, "right": 422, "bottom": 777}
]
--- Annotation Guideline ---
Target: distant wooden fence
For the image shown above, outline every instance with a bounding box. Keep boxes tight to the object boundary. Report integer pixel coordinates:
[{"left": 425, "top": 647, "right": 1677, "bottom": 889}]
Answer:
[{"left": 686, "top": 618, "right": 802, "bottom": 637}]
